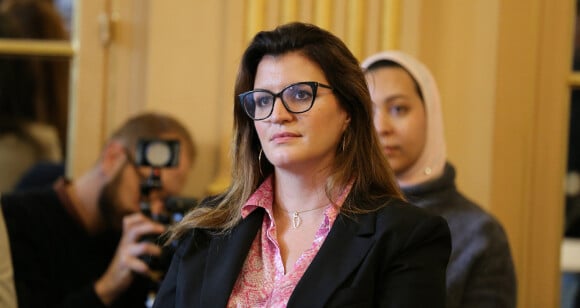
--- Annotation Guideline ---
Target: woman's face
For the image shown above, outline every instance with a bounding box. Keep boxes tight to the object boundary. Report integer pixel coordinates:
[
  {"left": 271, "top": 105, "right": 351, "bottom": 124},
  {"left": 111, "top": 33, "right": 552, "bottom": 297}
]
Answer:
[
  {"left": 366, "top": 66, "right": 426, "bottom": 176},
  {"left": 252, "top": 52, "right": 350, "bottom": 173}
]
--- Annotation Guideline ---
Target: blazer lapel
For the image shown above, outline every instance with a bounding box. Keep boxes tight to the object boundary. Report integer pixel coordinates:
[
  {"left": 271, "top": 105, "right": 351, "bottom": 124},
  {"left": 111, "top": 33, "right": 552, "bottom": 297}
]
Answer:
[
  {"left": 288, "top": 212, "right": 377, "bottom": 307},
  {"left": 199, "top": 208, "right": 264, "bottom": 307}
]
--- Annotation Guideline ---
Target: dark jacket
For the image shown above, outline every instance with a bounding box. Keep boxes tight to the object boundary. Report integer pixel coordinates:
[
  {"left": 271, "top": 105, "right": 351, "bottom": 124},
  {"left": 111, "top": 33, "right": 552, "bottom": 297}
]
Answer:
[
  {"left": 403, "top": 163, "right": 517, "bottom": 308},
  {"left": 153, "top": 198, "right": 451, "bottom": 308},
  {"left": 1, "top": 188, "right": 149, "bottom": 308}
]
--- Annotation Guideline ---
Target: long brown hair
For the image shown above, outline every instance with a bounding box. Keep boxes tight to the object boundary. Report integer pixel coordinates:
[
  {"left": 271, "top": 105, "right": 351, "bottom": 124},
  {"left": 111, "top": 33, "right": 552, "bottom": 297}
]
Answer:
[{"left": 169, "top": 22, "right": 402, "bottom": 240}]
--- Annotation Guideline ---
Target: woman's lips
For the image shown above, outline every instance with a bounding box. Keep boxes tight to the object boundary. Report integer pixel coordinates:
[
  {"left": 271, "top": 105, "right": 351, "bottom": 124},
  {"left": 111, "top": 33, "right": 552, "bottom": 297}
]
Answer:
[
  {"left": 383, "top": 145, "right": 399, "bottom": 156},
  {"left": 271, "top": 132, "right": 300, "bottom": 143}
]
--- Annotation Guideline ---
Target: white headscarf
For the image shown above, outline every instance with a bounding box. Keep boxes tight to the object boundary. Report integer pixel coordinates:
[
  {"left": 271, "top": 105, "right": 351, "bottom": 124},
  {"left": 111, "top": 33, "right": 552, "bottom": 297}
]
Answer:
[{"left": 361, "top": 51, "right": 446, "bottom": 187}]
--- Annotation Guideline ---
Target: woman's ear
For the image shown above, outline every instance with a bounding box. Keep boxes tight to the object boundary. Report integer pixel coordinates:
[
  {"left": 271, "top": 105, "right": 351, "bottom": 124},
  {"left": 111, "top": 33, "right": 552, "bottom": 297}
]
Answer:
[
  {"left": 343, "top": 114, "right": 352, "bottom": 131},
  {"left": 99, "top": 140, "right": 127, "bottom": 180}
]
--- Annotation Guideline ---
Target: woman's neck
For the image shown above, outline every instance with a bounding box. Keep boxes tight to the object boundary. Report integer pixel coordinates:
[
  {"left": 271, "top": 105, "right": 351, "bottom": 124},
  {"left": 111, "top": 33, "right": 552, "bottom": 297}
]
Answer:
[{"left": 272, "top": 169, "right": 330, "bottom": 213}]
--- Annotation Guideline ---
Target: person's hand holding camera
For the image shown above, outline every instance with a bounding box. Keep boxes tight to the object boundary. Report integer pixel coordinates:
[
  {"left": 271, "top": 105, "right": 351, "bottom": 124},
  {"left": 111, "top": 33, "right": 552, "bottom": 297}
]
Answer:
[{"left": 94, "top": 212, "right": 166, "bottom": 306}]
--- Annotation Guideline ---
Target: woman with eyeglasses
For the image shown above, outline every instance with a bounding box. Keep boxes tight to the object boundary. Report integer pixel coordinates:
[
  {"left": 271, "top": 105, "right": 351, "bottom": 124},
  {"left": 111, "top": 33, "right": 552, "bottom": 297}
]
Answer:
[{"left": 153, "top": 22, "right": 451, "bottom": 308}]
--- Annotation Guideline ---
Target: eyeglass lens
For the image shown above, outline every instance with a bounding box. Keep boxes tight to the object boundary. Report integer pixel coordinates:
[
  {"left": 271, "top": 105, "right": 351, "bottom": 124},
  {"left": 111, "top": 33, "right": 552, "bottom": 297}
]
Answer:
[{"left": 241, "top": 82, "right": 318, "bottom": 120}]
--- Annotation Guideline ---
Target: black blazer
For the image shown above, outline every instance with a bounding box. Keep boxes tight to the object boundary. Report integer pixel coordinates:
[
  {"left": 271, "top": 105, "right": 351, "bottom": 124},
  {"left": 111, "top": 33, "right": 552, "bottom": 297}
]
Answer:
[{"left": 153, "top": 199, "right": 451, "bottom": 308}]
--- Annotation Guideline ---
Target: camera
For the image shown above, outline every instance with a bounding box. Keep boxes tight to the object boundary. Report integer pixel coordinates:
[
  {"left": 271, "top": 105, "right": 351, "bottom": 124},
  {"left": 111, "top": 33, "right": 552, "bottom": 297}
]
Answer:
[
  {"left": 136, "top": 139, "right": 180, "bottom": 168},
  {"left": 139, "top": 196, "right": 197, "bottom": 273},
  {"left": 134, "top": 139, "right": 197, "bottom": 295},
  {"left": 135, "top": 139, "right": 180, "bottom": 195}
]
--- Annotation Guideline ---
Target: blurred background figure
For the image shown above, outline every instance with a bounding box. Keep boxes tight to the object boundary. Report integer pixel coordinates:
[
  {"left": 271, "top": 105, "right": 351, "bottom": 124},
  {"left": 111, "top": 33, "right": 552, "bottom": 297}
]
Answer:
[
  {"left": 362, "top": 51, "right": 517, "bottom": 308},
  {"left": 1, "top": 2, "right": 71, "bottom": 307},
  {"left": 2, "top": 112, "right": 197, "bottom": 308},
  {"left": 0, "top": 0, "right": 70, "bottom": 152},
  {"left": 0, "top": 0, "right": 70, "bottom": 192}
]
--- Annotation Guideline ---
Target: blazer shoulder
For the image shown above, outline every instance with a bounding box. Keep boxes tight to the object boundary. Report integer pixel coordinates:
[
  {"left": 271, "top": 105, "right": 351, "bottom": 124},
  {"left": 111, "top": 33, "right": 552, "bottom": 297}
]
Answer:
[
  {"left": 377, "top": 198, "right": 443, "bottom": 221},
  {"left": 172, "top": 228, "right": 214, "bottom": 259},
  {"left": 373, "top": 198, "right": 450, "bottom": 238}
]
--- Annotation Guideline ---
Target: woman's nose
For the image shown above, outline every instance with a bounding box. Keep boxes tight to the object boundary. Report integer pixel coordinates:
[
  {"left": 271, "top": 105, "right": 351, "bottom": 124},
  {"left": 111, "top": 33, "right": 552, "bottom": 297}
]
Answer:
[
  {"left": 374, "top": 110, "right": 394, "bottom": 135},
  {"left": 268, "top": 97, "right": 293, "bottom": 122}
]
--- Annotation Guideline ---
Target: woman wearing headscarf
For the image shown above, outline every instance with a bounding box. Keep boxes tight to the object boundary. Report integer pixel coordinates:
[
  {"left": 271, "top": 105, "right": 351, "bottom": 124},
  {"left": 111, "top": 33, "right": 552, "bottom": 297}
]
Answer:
[{"left": 362, "top": 51, "right": 517, "bottom": 308}]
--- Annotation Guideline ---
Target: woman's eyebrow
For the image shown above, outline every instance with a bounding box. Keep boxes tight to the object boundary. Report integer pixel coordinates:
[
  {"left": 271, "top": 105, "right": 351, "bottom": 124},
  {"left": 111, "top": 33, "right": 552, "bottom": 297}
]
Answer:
[{"left": 384, "top": 94, "right": 409, "bottom": 104}]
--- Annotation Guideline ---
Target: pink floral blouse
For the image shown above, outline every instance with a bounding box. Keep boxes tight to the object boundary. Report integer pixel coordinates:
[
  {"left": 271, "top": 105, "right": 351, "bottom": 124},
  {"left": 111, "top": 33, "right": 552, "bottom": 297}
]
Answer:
[{"left": 227, "top": 176, "right": 352, "bottom": 307}]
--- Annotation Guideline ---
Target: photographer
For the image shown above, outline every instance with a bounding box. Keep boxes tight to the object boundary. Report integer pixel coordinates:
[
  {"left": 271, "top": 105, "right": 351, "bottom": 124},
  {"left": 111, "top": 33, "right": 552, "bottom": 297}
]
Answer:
[{"left": 1, "top": 112, "right": 196, "bottom": 308}]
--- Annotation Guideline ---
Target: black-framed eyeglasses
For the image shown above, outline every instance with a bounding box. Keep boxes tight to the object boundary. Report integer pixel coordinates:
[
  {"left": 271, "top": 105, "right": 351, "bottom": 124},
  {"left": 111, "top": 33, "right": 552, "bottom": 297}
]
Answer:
[{"left": 238, "top": 81, "right": 334, "bottom": 121}]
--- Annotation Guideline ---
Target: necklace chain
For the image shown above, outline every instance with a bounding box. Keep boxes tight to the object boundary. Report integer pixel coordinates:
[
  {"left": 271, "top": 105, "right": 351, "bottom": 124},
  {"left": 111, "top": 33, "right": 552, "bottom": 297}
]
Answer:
[{"left": 284, "top": 205, "right": 328, "bottom": 229}]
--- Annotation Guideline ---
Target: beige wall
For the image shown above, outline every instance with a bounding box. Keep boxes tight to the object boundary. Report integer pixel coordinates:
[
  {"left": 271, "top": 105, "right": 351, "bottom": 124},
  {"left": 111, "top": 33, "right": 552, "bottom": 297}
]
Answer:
[
  {"left": 144, "top": 1, "right": 236, "bottom": 198},
  {"left": 417, "top": 1, "right": 499, "bottom": 210}
]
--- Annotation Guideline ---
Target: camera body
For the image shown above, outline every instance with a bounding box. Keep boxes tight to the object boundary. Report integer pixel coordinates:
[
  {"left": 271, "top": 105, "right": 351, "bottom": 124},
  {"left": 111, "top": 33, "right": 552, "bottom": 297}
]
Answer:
[
  {"left": 135, "top": 139, "right": 180, "bottom": 168},
  {"left": 136, "top": 139, "right": 180, "bottom": 195},
  {"left": 139, "top": 196, "right": 197, "bottom": 274},
  {"left": 135, "top": 139, "right": 196, "bottom": 276}
]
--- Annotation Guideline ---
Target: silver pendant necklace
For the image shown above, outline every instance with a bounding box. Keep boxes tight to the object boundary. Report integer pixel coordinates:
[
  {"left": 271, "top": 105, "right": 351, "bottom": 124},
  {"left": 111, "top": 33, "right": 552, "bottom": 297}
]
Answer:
[{"left": 286, "top": 205, "right": 328, "bottom": 229}]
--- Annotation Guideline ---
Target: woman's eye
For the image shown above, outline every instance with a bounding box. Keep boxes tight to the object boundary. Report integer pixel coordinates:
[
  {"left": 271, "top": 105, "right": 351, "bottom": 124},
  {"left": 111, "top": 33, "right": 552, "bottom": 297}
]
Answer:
[
  {"left": 389, "top": 105, "right": 409, "bottom": 116},
  {"left": 287, "top": 89, "right": 312, "bottom": 102},
  {"left": 294, "top": 90, "right": 311, "bottom": 100},
  {"left": 256, "top": 96, "right": 273, "bottom": 107}
]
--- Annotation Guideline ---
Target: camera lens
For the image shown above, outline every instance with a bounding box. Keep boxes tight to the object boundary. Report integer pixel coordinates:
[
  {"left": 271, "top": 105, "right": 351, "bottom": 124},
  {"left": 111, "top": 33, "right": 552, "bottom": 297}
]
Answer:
[{"left": 145, "top": 141, "right": 173, "bottom": 166}]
